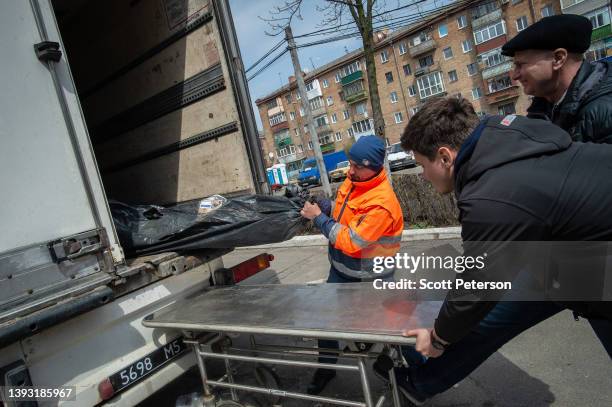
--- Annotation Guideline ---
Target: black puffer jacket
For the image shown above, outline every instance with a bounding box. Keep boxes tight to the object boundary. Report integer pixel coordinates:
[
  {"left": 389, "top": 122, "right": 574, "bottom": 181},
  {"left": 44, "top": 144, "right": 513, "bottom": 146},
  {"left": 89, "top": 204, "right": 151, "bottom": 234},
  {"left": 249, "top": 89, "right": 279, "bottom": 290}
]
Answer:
[
  {"left": 434, "top": 115, "right": 612, "bottom": 343},
  {"left": 527, "top": 60, "right": 612, "bottom": 144}
]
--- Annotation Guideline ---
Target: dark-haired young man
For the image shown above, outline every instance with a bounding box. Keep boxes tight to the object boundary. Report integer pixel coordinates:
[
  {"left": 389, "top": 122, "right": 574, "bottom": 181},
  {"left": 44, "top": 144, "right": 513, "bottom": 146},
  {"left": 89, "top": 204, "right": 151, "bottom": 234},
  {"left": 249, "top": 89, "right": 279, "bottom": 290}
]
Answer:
[{"left": 377, "top": 97, "right": 612, "bottom": 404}]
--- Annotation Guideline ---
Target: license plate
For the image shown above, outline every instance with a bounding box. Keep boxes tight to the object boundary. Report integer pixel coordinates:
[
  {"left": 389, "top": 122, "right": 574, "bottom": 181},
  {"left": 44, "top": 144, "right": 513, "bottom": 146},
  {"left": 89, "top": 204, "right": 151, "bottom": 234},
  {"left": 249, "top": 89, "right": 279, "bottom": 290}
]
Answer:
[{"left": 108, "top": 337, "right": 188, "bottom": 393}]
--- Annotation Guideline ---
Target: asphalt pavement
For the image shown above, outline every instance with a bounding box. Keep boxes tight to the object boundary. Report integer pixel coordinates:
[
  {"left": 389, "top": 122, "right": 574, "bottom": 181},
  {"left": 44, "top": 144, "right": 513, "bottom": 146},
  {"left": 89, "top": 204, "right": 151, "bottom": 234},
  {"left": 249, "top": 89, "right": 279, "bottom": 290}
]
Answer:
[{"left": 141, "top": 238, "right": 612, "bottom": 407}]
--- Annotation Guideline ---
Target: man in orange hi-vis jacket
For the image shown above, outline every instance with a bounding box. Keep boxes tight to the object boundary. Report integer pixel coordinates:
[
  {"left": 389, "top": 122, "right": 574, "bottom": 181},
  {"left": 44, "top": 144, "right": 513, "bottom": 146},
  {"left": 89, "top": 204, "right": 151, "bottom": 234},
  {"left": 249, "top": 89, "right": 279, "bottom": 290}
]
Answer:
[{"left": 300, "top": 135, "right": 404, "bottom": 394}]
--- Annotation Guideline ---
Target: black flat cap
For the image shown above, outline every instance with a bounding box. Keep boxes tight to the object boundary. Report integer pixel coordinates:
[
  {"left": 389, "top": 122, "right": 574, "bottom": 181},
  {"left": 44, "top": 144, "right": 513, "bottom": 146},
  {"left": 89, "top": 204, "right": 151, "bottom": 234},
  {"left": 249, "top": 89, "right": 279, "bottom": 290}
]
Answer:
[{"left": 501, "top": 14, "right": 592, "bottom": 56}]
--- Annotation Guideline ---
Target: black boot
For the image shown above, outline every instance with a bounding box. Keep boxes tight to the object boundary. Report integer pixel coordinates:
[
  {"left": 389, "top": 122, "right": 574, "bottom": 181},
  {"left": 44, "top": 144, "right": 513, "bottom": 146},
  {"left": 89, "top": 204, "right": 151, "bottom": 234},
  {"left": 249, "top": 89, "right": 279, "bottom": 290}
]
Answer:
[{"left": 306, "top": 368, "right": 336, "bottom": 395}]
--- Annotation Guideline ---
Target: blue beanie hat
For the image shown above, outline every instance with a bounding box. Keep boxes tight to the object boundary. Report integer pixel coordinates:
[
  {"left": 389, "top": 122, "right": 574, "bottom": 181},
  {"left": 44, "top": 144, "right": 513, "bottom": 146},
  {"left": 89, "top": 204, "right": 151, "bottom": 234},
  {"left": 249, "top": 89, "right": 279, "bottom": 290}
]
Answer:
[{"left": 349, "top": 135, "right": 385, "bottom": 170}]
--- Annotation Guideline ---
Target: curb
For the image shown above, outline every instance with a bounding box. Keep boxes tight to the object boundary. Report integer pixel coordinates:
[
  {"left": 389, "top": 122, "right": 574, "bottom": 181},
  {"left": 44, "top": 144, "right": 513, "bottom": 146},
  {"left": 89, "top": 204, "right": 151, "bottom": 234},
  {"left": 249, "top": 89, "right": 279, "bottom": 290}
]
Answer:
[{"left": 236, "top": 226, "right": 461, "bottom": 250}]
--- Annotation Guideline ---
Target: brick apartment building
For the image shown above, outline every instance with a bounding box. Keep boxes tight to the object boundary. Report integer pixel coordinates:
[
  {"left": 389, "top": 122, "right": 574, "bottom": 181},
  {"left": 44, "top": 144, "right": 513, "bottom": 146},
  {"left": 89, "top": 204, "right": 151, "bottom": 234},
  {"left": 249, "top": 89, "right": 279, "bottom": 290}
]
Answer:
[{"left": 255, "top": 0, "right": 611, "bottom": 177}]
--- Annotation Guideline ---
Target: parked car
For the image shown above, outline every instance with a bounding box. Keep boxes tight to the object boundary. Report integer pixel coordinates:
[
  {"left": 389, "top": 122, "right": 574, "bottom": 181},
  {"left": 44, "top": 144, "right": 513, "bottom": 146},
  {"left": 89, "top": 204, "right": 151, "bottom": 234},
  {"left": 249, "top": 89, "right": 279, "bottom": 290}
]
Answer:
[
  {"left": 387, "top": 143, "right": 416, "bottom": 171},
  {"left": 329, "top": 160, "right": 350, "bottom": 182}
]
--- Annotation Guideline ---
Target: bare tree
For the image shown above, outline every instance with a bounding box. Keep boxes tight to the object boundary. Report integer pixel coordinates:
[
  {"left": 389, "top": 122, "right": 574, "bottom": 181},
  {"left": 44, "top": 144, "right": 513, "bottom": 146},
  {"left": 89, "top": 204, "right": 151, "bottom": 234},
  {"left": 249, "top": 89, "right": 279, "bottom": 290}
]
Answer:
[{"left": 261, "top": 0, "right": 392, "bottom": 141}]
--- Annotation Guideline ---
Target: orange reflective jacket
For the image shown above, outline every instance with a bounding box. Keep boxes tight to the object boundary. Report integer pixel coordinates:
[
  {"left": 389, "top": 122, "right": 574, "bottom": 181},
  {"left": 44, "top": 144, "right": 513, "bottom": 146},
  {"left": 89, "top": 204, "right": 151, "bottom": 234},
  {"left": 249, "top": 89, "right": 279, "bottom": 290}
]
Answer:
[{"left": 328, "top": 169, "right": 403, "bottom": 279}]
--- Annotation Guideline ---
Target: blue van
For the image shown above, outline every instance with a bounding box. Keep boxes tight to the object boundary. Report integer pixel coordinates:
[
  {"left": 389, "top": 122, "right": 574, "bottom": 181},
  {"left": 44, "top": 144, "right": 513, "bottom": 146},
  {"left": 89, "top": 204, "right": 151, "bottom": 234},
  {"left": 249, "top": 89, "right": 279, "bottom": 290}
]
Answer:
[{"left": 298, "top": 150, "right": 348, "bottom": 186}]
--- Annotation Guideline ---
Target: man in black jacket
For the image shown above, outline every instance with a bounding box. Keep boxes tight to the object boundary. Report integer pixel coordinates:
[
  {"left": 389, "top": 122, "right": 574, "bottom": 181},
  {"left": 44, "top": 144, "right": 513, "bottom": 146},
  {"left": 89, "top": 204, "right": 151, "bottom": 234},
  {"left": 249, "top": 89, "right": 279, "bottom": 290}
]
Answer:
[
  {"left": 503, "top": 14, "right": 612, "bottom": 143},
  {"left": 376, "top": 97, "right": 612, "bottom": 405}
]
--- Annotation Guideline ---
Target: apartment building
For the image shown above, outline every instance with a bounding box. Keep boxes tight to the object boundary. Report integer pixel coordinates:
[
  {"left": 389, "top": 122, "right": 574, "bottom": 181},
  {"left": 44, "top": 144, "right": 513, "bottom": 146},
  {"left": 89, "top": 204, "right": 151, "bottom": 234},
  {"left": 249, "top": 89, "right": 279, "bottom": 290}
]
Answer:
[
  {"left": 255, "top": 0, "right": 597, "bottom": 175},
  {"left": 561, "top": 0, "right": 611, "bottom": 60}
]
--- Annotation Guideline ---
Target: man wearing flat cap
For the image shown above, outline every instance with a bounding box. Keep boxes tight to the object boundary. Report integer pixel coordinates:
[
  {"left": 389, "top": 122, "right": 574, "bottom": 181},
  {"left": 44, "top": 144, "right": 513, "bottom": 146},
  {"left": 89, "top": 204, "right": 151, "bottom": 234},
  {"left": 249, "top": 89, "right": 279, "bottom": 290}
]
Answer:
[
  {"left": 300, "top": 135, "right": 404, "bottom": 394},
  {"left": 503, "top": 14, "right": 612, "bottom": 143}
]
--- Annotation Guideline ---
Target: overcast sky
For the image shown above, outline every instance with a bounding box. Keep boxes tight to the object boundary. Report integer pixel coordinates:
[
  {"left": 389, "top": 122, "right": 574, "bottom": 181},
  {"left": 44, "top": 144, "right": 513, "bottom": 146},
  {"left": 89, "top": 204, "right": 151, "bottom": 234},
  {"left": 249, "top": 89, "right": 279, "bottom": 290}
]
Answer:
[{"left": 228, "top": 0, "right": 452, "bottom": 130}]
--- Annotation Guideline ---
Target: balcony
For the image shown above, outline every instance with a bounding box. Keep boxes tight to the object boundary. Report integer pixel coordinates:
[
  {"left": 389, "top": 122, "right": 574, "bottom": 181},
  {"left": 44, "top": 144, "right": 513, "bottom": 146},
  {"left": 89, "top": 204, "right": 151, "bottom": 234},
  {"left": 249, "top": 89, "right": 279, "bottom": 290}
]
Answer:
[
  {"left": 267, "top": 105, "right": 284, "bottom": 117},
  {"left": 306, "top": 79, "right": 322, "bottom": 100},
  {"left": 485, "top": 85, "right": 520, "bottom": 105},
  {"left": 341, "top": 70, "right": 363, "bottom": 86},
  {"left": 345, "top": 90, "right": 368, "bottom": 105},
  {"left": 315, "top": 123, "right": 332, "bottom": 134},
  {"left": 481, "top": 60, "right": 513, "bottom": 81},
  {"left": 274, "top": 135, "right": 292, "bottom": 149},
  {"left": 270, "top": 120, "right": 288, "bottom": 131},
  {"left": 309, "top": 105, "right": 326, "bottom": 117},
  {"left": 408, "top": 38, "right": 437, "bottom": 58},
  {"left": 471, "top": 8, "right": 502, "bottom": 30},
  {"left": 592, "top": 25, "right": 612, "bottom": 43},
  {"left": 414, "top": 63, "right": 440, "bottom": 77},
  {"left": 320, "top": 143, "right": 336, "bottom": 153}
]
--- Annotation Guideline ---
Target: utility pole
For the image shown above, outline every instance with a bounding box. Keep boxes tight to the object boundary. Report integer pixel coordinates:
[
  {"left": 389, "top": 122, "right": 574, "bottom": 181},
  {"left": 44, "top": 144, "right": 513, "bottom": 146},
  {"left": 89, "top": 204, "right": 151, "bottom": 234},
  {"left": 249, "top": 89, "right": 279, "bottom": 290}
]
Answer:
[{"left": 285, "top": 25, "right": 332, "bottom": 197}]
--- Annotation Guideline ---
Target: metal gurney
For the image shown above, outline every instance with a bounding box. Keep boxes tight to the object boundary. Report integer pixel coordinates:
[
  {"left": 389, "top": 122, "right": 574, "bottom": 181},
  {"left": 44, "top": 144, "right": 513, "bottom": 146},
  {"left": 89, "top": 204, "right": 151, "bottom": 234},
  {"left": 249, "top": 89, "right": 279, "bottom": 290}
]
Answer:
[{"left": 143, "top": 283, "right": 440, "bottom": 407}]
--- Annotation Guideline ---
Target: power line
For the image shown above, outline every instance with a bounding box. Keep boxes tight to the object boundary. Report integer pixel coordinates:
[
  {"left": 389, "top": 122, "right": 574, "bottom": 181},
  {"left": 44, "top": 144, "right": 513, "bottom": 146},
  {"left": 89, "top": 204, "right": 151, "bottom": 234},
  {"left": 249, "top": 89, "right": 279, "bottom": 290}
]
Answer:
[
  {"left": 245, "top": 39, "right": 285, "bottom": 73},
  {"left": 247, "top": 48, "right": 289, "bottom": 82}
]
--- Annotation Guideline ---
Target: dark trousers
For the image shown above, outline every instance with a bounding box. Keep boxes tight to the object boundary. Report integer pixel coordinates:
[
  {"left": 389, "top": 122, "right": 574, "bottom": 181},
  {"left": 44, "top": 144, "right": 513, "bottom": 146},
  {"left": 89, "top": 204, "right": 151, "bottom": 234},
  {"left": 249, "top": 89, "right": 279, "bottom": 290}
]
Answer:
[{"left": 408, "top": 300, "right": 612, "bottom": 397}]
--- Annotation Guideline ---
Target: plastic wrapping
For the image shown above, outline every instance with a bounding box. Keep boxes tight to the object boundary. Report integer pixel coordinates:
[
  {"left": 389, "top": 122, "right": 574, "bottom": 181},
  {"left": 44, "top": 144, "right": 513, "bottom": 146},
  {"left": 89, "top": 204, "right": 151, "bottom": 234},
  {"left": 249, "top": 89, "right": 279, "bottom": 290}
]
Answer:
[{"left": 110, "top": 193, "right": 307, "bottom": 256}]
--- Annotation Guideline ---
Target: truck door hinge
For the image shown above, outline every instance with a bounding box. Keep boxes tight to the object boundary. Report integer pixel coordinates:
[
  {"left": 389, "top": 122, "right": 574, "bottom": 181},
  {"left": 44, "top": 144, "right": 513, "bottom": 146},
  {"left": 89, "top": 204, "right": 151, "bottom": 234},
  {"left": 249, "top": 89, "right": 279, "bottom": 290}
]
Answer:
[{"left": 34, "top": 41, "right": 62, "bottom": 63}]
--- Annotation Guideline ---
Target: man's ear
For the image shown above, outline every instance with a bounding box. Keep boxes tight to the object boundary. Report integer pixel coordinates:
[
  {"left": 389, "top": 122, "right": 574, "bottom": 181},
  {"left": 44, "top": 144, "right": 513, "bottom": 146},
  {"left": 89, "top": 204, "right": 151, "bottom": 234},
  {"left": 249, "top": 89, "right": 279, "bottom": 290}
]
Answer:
[
  {"left": 552, "top": 48, "right": 568, "bottom": 71},
  {"left": 437, "top": 147, "right": 457, "bottom": 168}
]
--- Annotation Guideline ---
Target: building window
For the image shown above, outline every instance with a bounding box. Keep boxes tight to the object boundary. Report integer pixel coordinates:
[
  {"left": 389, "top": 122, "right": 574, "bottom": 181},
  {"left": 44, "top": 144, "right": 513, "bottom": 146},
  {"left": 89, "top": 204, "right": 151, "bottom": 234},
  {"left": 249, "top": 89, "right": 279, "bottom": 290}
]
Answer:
[
  {"left": 331, "top": 113, "right": 338, "bottom": 123},
  {"left": 438, "top": 23, "right": 448, "bottom": 38},
  {"left": 457, "top": 15, "right": 467, "bottom": 29},
  {"left": 478, "top": 47, "right": 509, "bottom": 68},
  {"left": 380, "top": 50, "right": 389, "bottom": 63},
  {"left": 408, "top": 85, "right": 416, "bottom": 97},
  {"left": 467, "top": 62, "right": 478, "bottom": 76},
  {"left": 462, "top": 39, "right": 473, "bottom": 53},
  {"left": 416, "top": 71, "right": 445, "bottom": 99},
  {"left": 335, "top": 73, "right": 341, "bottom": 83},
  {"left": 352, "top": 118, "right": 373, "bottom": 134},
  {"left": 409, "top": 31, "right": 432, "bottom": 47},
  {"left": 267, "top": 99, "right": 278, "bottom": 109},
  {"left": 308, "top": 141, "right": 313, "bottom": 150},
  {"left": 343, "top": 80, "right": 365, "bottom": 99},
  {"left": 390, "top": 91, "right": 398, "bottom": 103},
  {"left": 394, "top": 112, "right": 404, "bottom": 124},
  {"left": 339, "top": 60, "right": 361, "bottom": 78},
  {"left": 398, "top": 42, "right": 407, "bottom": 55},
  {"left": 343, "top": 109, "right": 350, "bottom": 120},
  {"left": 355, "top": 102, "right": 367, "bottom": 115},
  {"left": 385, "top": 72, "right": 394, "bottom": 83},
  {"left": 448, "top": 70, "right": 458, "bottom": 82},
  {"left": 473, "top": 21, "right": 506, "bottom": 45},
  {"left": 285, "top": 94, "right": 292, "bottom": 103},
  {"left": 315, "top": 115, "right": 329, "bottom": 128},
  {"left": 335, "top": 132, "right": 342, "bottom": 141},
  {"left": 418, "top": 55, "right": 434, "bottom": 68},
  {"left": 294, "top": 128, "right": 298, "bottom": 136},
  {"left": 498, "top": 102, "right": 516, "bottom": 115},
  {"left": 586, "top": 7, "right": 611, "bottom": 29},
  {"left": 541, "top": 4, "right": 554, "bottom": 17},
  {"left": 327, "top": 96, "right": 334, "bottom": 106},
  {"left": 471, "top": 87, "right": 483, "bottom": 100},
  {"left": 403, "top": 64, "right": 412, "bottom": 76},
  {"left": 443, "top": 46, "right": 453, "bottom": 60},
  {"left": 296, "top": 92, "right": 301, "bottom": 100},
  {"left": 322, "top": 78, "right": 329, "bottom": 88},
  {"left": 289, "top": 111, "right": 295, "bottom": 120},
  {"left": 348, "top": 128, "right": 355, "bottom": 139},
  {"left": 309, "top": 96, "right": 324, "bottom": 110},
  {"left": 471, "top": 1, "right": 499, "bottom": 20},
  {"left": 297, "top": 144, "right": 303, "bottom": 153},
  {"left": 410, "top": 106, "right": 420, "bottom": 115},
  {"left": 299, "top": 107, "right": 304, "bottom": 117},
  {"left": 269, "top": 112, "right": 286, "bottom": 126},
  {"left": 516, "top": 16, "right": 528, "bottom": 31},
  {"left": 305, "top": 82, "right": 314, "bottom": 92},
  {"left": 488, "top": 75, "right": 513, "bottom": 93}
]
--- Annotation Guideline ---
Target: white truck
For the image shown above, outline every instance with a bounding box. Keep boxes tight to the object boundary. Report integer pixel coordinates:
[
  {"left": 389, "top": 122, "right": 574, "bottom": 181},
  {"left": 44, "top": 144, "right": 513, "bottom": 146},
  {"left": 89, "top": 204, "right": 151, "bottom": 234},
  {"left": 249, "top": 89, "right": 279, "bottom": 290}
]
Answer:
[{"left": 0, "top": 0, "right": 268, "bottom": 405}]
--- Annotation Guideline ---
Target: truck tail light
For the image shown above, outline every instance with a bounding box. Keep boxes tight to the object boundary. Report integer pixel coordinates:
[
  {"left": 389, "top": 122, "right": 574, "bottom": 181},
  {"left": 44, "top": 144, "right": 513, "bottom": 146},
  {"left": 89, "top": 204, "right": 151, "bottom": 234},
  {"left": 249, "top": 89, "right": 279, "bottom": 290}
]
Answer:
[
  {"left": 231, "top": 253, "right": 274, "bottom": 283},
  {"left": 98, "top": 377, "right": 115, "bottom": 401}
]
